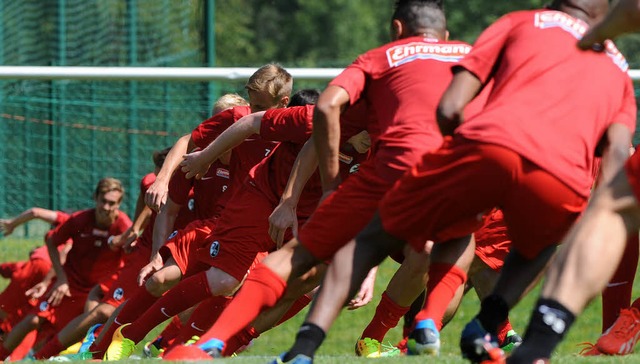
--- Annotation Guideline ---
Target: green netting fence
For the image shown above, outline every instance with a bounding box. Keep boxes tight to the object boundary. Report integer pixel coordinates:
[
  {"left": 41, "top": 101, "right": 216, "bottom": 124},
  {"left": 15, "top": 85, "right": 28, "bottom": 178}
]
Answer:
[{"left": 0, "top": 0, "right": 234, "bottom": 237}]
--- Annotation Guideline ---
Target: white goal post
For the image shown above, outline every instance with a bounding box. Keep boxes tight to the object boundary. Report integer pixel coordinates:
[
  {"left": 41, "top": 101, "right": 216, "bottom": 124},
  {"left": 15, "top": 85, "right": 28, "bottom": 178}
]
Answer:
[{"left": 0, "top": 66, "right": 638, "bottom": 82}]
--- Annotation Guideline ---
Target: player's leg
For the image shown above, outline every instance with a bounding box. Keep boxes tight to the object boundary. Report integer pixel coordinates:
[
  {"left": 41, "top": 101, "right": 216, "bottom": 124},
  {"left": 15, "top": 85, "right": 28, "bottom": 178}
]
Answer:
[
  {"left": 511, "top": 170, "right": 640, "bottom": 363},
  {"left": 0, "top": 313, "right": 42, "bottom": 358},
  {"left": 279, "top": 212, "right": 405, "bottom": 362},
  {"left": 190, "top": 238, "right": 321, "bottom": 354},
  {"left": 357, "top": 243, "right": 430, "bottom": 357},
  {"left": 33, "top": 301, "right": 115, "bottom": 359}
]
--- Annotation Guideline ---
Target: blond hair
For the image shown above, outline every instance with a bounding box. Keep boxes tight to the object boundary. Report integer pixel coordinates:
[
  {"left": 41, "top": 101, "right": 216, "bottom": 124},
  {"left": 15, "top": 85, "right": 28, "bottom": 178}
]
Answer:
[
  {"left": 212, "top": 93, "right": 249, "bottom": 115},
  {"left": 245, "top": 63, "right": 293, "bottom": 101},
  {"left": 94, "top": 177, "right": 125, "bottom": 201}
]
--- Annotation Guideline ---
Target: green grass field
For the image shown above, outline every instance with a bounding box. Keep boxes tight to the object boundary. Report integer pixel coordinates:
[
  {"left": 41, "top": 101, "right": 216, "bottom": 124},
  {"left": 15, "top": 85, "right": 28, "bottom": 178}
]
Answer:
[{"left": 0, "top": 236, "right": 637, "bottom": 363}]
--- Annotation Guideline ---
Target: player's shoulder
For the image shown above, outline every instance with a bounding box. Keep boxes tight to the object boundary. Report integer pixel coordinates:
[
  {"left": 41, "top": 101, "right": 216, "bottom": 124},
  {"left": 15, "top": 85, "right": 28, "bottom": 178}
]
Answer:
[
  {"left": 200, "top": 105, "right": 252, "bottom": 126},
  {"left": 140, "top": 172, "right": 156, "bottom": 191},
  {"left": 115, "top": 211, "right": 133, "bottom": 227}
]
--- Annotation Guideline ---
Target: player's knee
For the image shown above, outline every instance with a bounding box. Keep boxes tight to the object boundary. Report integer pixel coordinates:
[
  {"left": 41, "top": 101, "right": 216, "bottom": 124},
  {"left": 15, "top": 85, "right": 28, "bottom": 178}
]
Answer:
[
  {"left": 205, "top": 270, "right": 240, "bottom": 296},
  {"left": 93, "top": 303, "right": 116, "bottom": 322},
  {"left": 145, "top": 272, "right": 172, "bottom": 297}
]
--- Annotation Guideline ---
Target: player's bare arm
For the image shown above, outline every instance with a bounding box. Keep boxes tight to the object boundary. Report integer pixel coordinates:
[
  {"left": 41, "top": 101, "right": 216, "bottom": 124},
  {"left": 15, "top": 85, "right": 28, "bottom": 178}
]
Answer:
[
  {"left": 437, "top": 69, "right": 483, "bottom": 136},
  {"left": 269, "top": 139, "right": 320, "bottom": 247},
  {"left": 146, "top": 133, "right": 193, "bottom": 212},
  {"left": 597, "top": 123, "right": 634, "bottom": 185},
  {"left": 111, "top": 191, "right": 152, "bottom": 251},
  {"left": 313, "top": 85, "right": 350, "bottom": 192},
  {"left": 139, "top": 198, "right": 181, "bottom": 286},
  {"left": 579, "top": 0, "right": 640, "bottom": 49},
  {"left": 0, "top": 207, "right": 59, "bottom": 236},
  {"left": 44, "top": 236, "right": 71, "bottom": 306},
  {"left": 180, "top": 111, "right": 267, "bottom": 179}
]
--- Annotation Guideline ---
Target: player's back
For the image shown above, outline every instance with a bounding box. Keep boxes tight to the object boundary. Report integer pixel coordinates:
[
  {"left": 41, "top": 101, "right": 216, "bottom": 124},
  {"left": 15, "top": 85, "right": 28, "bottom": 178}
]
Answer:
[
  {"left": 355, "top": 36, "right": 479, "bottom": 171},
  {"left": 456, "top": 9, "right": 636, "bottom": 197}
]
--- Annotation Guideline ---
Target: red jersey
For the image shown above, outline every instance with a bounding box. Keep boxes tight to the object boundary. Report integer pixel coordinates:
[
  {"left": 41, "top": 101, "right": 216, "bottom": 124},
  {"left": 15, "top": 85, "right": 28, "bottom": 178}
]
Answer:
[
  {"left": 248, "top": 105, "right": 369, "bottom": 217},
  {"left": 48, "top": 209, "right": 131, "bottom": 292},
  {"left": 191, "top": 106, "right": 277, "bottom": 198},
  {"left": 168, "top": 162, "right": 230, "bottom": 220},
  {"left": 31, "top": 211, "right": 71, "bottom": 262},
  {"left": 330, "top": 36, "right": 484, "bottom": 175},
  {"left": 455, "top": 10, "right": 637, "bottom": 197}
]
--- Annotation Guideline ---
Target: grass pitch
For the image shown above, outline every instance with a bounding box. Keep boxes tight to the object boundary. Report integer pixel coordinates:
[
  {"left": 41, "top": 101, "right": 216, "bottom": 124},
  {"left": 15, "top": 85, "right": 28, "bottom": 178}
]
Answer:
[{"left": 0, "top": 237, "right": 637, "bottom": 363}]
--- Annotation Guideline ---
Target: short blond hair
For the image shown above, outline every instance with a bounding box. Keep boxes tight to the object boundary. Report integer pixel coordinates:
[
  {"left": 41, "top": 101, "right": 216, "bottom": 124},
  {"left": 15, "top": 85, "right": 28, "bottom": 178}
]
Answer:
[
  {"left": 212, "top": 93, "right": 249, "bottom": 115},
  {"left": 94, "top": 177, "right": 124, "bottom": 201},
  {"left": 245, "top": 63, "right": 293, "bottom": 101}
]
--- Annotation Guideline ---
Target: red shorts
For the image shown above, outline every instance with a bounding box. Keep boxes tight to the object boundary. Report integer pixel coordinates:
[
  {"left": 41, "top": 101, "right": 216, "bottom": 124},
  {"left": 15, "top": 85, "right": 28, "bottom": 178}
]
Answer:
[
  {"left": 298, "top": 159, "right": 407, "bottom": 261},
  {"left": 195, "top": 185, "right": 293, "bottom": 281},
  {"left": 380, "top": 137, "right": 587, "bottom": 259},
  {"left": 0, "top": 258, "right": 51, "bottom": 323},
  {"left": 474, "top": 208, "right": 510, "bottom": 271},
  {"left": 33, "top": 281, "right": 89, "bottom": 332},
  {"left": 160, "top": 218, "right": 219, "bottom": 277},
  {"left": 625, "top": 150, "right": 640, "bottom": 203},
  {"left": 102, "top": 246, "right": 152, "bottom": 307}
]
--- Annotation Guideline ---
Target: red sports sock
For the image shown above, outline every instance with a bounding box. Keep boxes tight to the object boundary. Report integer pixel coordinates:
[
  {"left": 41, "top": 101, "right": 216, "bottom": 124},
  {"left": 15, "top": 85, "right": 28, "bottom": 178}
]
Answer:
[
  {"left": 172, "top": 295, "right": 231, "bottom": 346},
  {"left": 122, "top": 271, "right": 213, "bottom": 344},
  {"left": 33, "top": 334, "right": 64, "bottom": 359},
  {"left": 361, "top": 291, "right": 410, "bottom": 342},
  {"left": 90, "top": 286, "right": 159, "bottom": 357},
  {"left": 222, "top": 326, "right": 259, "bottom": 356},
  {"left": 274, "top": 293, "right": 313, "bottom": 326},
  {"left": 156, "top": 316, "right": 183, "bottom": 349},
  {"left": 602, "top": 234, "right": 639, "bottom": 331},
  {"left": 415, "top": 263, "right": 467, "bottom": 330},
  {"left": 496, "top": 319, "right": 514, "bottom": 344},
  {"left": 196, "top": 263, "right": 286, "bottom": 345},
  {"left": 8, "top": 329, "right": 37, "bottom": 361}
]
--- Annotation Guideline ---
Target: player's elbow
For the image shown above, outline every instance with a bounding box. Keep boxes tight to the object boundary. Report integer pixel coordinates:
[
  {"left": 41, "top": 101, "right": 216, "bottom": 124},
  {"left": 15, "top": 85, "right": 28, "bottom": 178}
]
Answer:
[{"left": 436, "top": 101, "right": 462, "bottom": 136}]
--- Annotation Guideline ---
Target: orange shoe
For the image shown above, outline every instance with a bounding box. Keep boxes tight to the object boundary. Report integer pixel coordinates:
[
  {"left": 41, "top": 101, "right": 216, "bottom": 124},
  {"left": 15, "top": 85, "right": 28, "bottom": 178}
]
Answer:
[{"left": 596, "top": 307, "right": 640, "bottom": 355}]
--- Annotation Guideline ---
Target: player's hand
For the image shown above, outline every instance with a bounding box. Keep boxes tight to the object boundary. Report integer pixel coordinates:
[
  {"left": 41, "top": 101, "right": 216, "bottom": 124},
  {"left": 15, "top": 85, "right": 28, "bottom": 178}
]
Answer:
[
  {"left": 269, "top": 202, "right": 298, "bottom": 249},
  {"left": 47, "top": 279, "right": 71, "bottom": 307},
  {"left": 138, "top": 254, "right": 163, "bottom": 286},
  {"left": 180, "top": 150, "right": 212, "bottom": 180},
  {"left": 348, "top": 266, "right": 377, "bottom": 310},
  {"left": 26, "top": 281, "right": 49, "bottom": 300},
  {"left": 0, "top": 219, "right": 15, "bottom": 236},
  {"left": 145, "top": 180, "right": 168, "bottom": 212},
  {"left": 123, "top": 236, "right": 138, "bottom": 254}
]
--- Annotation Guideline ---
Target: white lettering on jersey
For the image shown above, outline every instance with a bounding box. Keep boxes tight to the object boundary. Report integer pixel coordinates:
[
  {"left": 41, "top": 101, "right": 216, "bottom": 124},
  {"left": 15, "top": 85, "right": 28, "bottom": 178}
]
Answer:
[{"left": 386, "top": 42, "right": 471, "bottom": 68}]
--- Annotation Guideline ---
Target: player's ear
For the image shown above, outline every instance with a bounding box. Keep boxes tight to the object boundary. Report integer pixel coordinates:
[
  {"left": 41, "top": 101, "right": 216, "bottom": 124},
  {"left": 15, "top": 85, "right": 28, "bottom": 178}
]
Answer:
[
  {"left": 391, "top": 19, "right": 403, "bottom": 40},
  {"left": 445, "top": 30, "right": 450, "bottom": 41},
  {"left": 279, "top": 96, "right": 290, "bottom": 108}
]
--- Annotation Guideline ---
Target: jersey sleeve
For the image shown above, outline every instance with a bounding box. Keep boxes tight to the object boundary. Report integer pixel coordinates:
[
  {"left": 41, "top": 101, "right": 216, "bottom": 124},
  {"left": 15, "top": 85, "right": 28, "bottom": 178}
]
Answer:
[
  {"left": 48, "top": 213, "right": 78, "bottom": 246},
  {"left": 259, "top": 105, "right": 314, "bottom": 144},
  {"left": 613, "top": 77, "right": 638, "bottom": 133},
  {"left": 191, "top": 109, "right": 236, "bottom": 149},
  {"left": 456, "top": 14, "right": 514, "bottom": 83},
  {"left": 167, "top": 169, "right": 192, "bottom": 206},
  {"left": 140, "top": 173, "right": 156, "bottom": 194},
  {"left": 329, "top": 54, "right": 370, "bottom": 105}
]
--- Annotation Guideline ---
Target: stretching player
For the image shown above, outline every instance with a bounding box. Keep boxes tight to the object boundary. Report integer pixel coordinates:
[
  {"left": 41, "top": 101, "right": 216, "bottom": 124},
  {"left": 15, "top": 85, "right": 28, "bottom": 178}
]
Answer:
[
  {"left": 512, "top": 0, "right": 640, "bottom": 361},
  {"left": 0, "top": 178, "right": 131, "bottom": 361}
]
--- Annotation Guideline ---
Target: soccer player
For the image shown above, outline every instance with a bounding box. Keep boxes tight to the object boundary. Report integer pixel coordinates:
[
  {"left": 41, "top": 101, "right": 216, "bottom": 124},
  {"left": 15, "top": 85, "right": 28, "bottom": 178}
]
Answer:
[
  {"left": 144, "top": 63, "right": 292, "bottom": 213},
  {"left": 29, "top": 148, "right": 175, "bottom": 359},
  {"left": 0, "top": 178, "right": 131, "bottom": 361},
  {"left": 510, "top": 1, "right": 640, "bottom": 360},
  {"left": 288, "top": 0, "right": 635, "bottom": 363},
  {"left": 171, "top": 1, "right": 491, "bottom": 362},
  {"left": 0, "top": 208, "right": 72, "bottom": 359}
]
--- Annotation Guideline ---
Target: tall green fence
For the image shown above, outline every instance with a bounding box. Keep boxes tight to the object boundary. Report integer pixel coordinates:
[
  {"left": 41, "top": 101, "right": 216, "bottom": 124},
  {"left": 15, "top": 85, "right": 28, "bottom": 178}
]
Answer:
[{"left": 0, "top": 0, "right": 229, "bottom": 236}]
